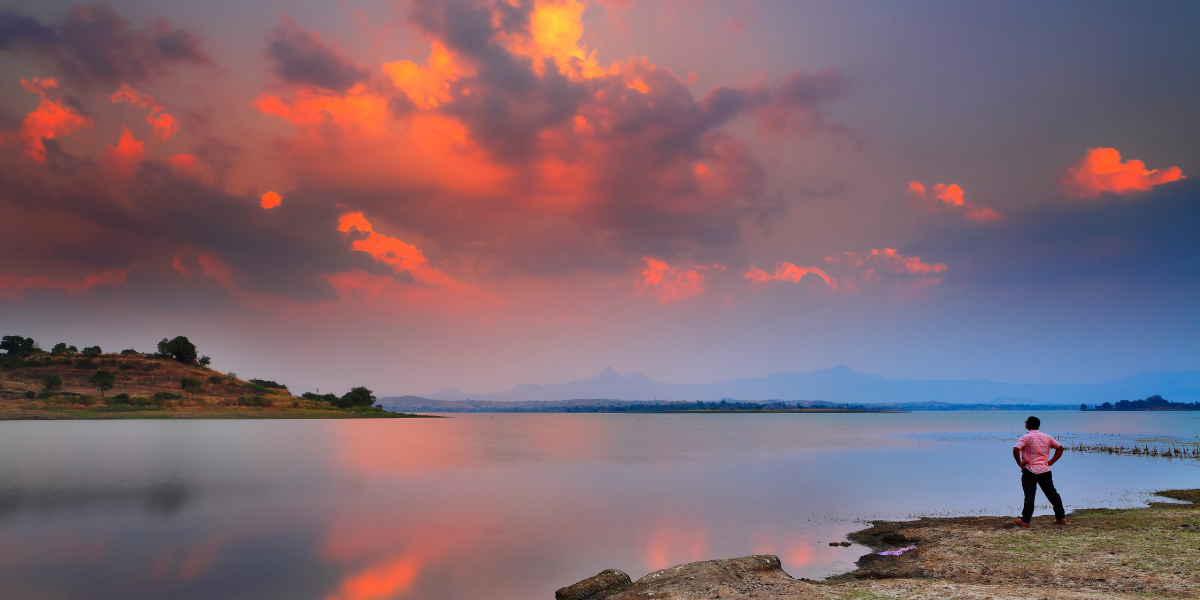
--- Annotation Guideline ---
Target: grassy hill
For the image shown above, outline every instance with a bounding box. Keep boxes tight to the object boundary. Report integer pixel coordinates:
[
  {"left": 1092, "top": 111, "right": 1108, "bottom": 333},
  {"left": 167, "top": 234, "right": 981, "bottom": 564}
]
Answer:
[{"left": 0, "top": 352, "right": 424, "bottom": 419}]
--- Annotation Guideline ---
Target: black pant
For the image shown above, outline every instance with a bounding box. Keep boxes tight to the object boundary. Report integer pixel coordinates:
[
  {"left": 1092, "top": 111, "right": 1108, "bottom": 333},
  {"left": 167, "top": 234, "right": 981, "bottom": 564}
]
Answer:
[{"left": 1021, "top": 468, "right": 1065, "bottom": 522}]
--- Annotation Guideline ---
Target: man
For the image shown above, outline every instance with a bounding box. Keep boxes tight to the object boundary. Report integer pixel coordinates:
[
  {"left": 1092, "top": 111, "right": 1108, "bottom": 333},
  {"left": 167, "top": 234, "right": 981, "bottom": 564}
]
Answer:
[{"left": 1012, "top": 416, "right": 1067, "bottom": 527}]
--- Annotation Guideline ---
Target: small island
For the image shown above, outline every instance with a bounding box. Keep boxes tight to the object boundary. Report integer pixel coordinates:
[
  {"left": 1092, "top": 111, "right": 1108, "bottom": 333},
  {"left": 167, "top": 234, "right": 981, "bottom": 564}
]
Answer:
[{"left": 0, "top": 334, "right": 433, "bottom": 420}]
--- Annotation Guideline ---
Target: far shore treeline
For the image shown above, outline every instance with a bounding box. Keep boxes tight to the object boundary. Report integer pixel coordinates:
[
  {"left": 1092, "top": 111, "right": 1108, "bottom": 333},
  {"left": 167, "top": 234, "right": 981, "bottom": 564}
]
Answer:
[{"left": 378, "top": 397, "right": 1153, "bottom": 414}]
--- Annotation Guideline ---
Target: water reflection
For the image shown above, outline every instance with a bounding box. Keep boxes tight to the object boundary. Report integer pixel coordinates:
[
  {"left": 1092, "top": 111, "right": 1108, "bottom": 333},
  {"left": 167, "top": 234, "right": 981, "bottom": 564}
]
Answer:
[{"left": 0, "top": 413, "right": 1197, "bottom": 600}]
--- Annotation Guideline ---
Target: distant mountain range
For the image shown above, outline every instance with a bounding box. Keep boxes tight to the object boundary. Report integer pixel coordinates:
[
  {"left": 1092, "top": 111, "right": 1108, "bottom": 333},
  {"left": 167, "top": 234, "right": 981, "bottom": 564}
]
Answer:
[{"left": 398, "top": 365, "right": 1200, "bottom": 405}]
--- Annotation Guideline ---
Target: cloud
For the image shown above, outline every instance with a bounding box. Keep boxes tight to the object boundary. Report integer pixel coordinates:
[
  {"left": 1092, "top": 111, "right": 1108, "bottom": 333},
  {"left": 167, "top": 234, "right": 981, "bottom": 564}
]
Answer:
[
  {"left": 745, "top": 263, "right": 836, "bottom": 289},
  {"left": 261, "top": 191, "right": 283, "bottom": 209},
  {"left": 826, "top": 249, "right": 947, "bottom": 285},
  {"left": 109, "top": 84, "right": 177, "bottom": 141},
  {"left": 197, "top": 253, "right": 234, "bottom": 288},
  {"left": 337, "top": 212, "right": 472, "bottom": 293},
  {"left": 267, "top": 20, "right": 370, "bottom": 92},
  {"left": 635, "top": 257, "right": 712, "bottom": 305},
  {"left": 0, "top": 266, "right": 130, "bottom": 299},
  {"left": 1057, "top": 147, "right": 1185, "bottom": 199},
  {"left": 101, "top": 126, "right": 145, "bottom": 177},
  {"left": 11, "top": 77, "right": 93, "bottom": 162},
  {"left": 0, "top": 4, "right": 210, "bottom": 91},
  {"left": 907, "top": 181, "right": 1001, "bottom": 223}
]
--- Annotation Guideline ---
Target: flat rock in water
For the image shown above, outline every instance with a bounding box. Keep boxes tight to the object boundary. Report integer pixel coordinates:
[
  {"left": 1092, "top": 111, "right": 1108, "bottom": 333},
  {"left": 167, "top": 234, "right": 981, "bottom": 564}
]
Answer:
[{"left": 555, "top": 555, "right": 830, "bottom": 600}]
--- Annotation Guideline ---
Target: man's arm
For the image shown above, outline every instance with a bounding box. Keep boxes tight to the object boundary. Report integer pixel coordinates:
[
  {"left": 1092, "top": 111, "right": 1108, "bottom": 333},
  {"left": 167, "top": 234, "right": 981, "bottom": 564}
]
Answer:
[
  {"left": 1048, "top": 447, "right": 1064, "bottom": 467},
  {"left": 1013, "top": 448, "right": 1028, "bottom": 469}
]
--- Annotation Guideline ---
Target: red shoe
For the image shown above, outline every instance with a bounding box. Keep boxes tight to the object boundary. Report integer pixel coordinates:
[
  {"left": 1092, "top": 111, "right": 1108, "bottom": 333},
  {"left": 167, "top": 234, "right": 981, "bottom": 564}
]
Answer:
[
  {"left": 1055, "top": 518, "right": 1068, "bottom": 525},
  {"left": 1013, "top": 517, "right": 1030, "bottom": 527}
]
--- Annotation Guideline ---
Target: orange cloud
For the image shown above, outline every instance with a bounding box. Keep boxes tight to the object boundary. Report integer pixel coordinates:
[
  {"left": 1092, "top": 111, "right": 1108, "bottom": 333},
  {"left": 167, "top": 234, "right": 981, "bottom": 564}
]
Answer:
[
  {"left": 168, "top": 154, "right": 197, "bottom": 176},
  {"left": 382, "top": 41, "right": 467, "bottom": 110},
  {"left": 0, "top": 267, "right": 130, "bottom": 298},
  {"left": 1057, "top": 147, "right": 1185, "bottom": 199},
  {"left": 171, "top": 255, "right": 190, "bottom": 277},
  {"left": 102, "top": 127, "right": 145, "bottom": 177},
  {"left": 745, "top": 263, "right": 836, "bottom": 289},
  {"left": 337, "top": 212, "right": 471, "bottom": 293},
  {"left": 261, "top": 191, "right": 283, "bottom": 209},
  {"left": 907, "top": 181, "right": 1001, "bottom": 223},
  {"left": 109, "top": 84, "right": 178, "bottom": 141},
  {"left": 827, "top": 248, "right": 947, "bottom": 278},
  {"left": 14, "top": 78, "right": 93, "bottom": 162},
  {"left": 635, "top": 257, "right": 712, "bottom": 305},
  {"left": 197, "top": 253, "right": 234, "bottom": 287}
]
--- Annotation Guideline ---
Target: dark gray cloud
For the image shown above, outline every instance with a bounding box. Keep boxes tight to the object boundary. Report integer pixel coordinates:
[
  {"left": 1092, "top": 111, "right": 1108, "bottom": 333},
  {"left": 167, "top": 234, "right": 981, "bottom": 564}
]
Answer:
[
  {"left": 266, "top": 21, "right": 370, "bottom": 92},
  {"left": 0, "top": 3, "right": 210, "bottom": 91}
]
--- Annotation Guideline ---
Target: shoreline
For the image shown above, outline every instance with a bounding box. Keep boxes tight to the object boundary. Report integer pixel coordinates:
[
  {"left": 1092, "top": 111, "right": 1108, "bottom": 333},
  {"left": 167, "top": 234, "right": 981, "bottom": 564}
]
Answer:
[
  {"left": 557, "top": 489, "right": 1200, "bottom": 600},
  {"left": 0, "top": 406, "right": 441, "bottom": 420}
]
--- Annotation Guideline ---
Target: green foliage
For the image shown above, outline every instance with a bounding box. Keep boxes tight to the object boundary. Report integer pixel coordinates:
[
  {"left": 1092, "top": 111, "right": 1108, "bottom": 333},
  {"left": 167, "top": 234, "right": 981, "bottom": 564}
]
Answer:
[
  {"left": 119, "top": 362, "right": 135, "bottom": 370},
  {"left": 1, "top": 335, "right": 39, "bottom": 356},
  {"left": 180, "top": 376, "right": 203, "bottom": 397},
  {"left": 67, "top": 345, "right": 77, "bottom": 354},
  {"left": 302, "top": 392, "right": 337, "bottom": 402},
  {"left": 89, "top": 370, "right": 116, "bottom": 397},
  {"left": 208, "top": 375, "right": 223, "bottom": 384},
  {"left": 81, "top": 346, "right": 102, "bottom": 357},
  {"left": 158, "top": 336, "right": 198, "bottom": 364},
  {"left": 198, "top": 355, "right": 211, "bottom": 367},
  {"left": 334, "top": 386, "right": 376, "bottom": 409},
  {"left": 77, "top": 396, "right": 96, "bottom": 406},
  {"left": 74, "top": 358, "right": 96, "bottom": 368},
  {"left": 120, "top": 349, "right": 138, "bottom": 356},
  {"left": 237, "top": 396, "right": 272, "bottom": 407},
  {"left": 152, "top": 391, "right": 181, "bottom": 401},
  {"left": 51, "top": 343, "right": 69, "bottom": 355},
  {"left": 23, "top": 390, "right": 36, "bottom": 400},
  {"left": 249, "top": 378, "right": 287, "bottom": 390},
  {"left": 42, "top": 373, "right": 63, "bottom": 395}
]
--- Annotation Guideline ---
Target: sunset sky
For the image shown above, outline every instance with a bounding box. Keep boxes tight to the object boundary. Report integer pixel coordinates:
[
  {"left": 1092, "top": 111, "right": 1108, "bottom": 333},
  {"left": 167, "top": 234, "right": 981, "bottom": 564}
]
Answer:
[{"left": 1, "top": 0, "right": 1197, "bottom": 396}]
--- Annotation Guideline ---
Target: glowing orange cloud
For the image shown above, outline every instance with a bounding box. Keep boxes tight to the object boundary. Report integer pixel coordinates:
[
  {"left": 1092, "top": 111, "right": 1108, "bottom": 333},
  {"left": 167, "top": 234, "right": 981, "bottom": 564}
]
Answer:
[
  {"left": 382, "top": 41, "right": 467, "bottom": 109},
  {"left": 635, "top": 257, "right": 711, "bottom": 305},
  {"left": 1058, "top": 147, "right": 1185, "bottom": 199},
  {"left": 907, "top": 181, "right": 1001, "bottom": 223},
  {"left": 745, "top": 263, "right": 836, "bottom": 289},
  {"left": 0, "top": 267, "right": 130, "bottom": 298},
  {"left": 337, "top": 212, "right": 471, "bottom": 292},
  {"left": 14, "top": 78, "right": 93, "bottom": 162},
  {"left": 197, "top": 253, "right": 234, "bottom": 287},
  {"left": 827, "top": 248, "right": 947, "bottom": 276},
  {"left": 168, "top": 154, "right": 197, "bottom": 176},
  {"left": 102, "top": 127, "right": 145, "bottom": 177},
  {"left": 325, "top": 553, "right": 422, "bottom": 600},
  {"left": 261, "top": 191, "right": 283, "bottom": 209},
  {"left": 110, "top": 84, "right": 178, "bottom": 141},
  {"left": 499, "top": 0, "right": 618, "bottom": 80}
]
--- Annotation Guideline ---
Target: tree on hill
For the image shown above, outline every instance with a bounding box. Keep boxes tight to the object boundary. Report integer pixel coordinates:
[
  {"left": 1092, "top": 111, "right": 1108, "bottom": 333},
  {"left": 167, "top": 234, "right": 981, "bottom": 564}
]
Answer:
[
  {"left": 89, "top": 370, "right": 116, "bottom": 397},
  {"left": 82, "top": 346, "right": 102, "bottom": 357},
  {"left": 42, "top": 374, "right": 63, "bottom": 395},
  {"left": 1, "top": 335, "right": 40, "bottom": 356},
  {"left": 181, "top": 376, "right": 203, "bottom": 398},
  {"left": 334, "top": 386, "right": 376, "bottom": 409},
  {"left": 51, "top": 343, "right": 69, "bottom": 355},
  {"left": 198, "top": 355, "right": 211, "bottom": 367},
  {"left": 158, "top": 336, "right": 198, "bottom": 364}
]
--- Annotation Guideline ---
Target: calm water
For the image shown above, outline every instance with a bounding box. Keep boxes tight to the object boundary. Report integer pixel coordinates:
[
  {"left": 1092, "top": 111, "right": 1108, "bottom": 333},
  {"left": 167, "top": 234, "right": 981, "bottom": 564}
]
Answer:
[{"left": 1, "top": 412, "right": 1198, "bottom": 600}]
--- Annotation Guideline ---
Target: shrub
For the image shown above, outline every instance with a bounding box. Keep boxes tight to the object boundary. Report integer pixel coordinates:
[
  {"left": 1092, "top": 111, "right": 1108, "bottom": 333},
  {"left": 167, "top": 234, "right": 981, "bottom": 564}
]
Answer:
[
  {"left": 333, "top": 386, "right": 376, "bottom": 409},
  {"left": 198, "top": 355, "right": 211, "bottom": 367},
  {"left": 81, "top": 346, "right": 102, "bottom": 357},
  {"left": 51, "top": 343, "right": 69, "bottom": 355},
  {"left": 302, "top": 392, "right": 337, "bottom": 402},
  {"left": 74, "top": 359, "right": 96, "bottom": 368},
  {"left": 249, "top": 379, "right": 288, "bottom": 390},
  {"left": 23, "top": 390, "right": 35, "bottom": 399},
  {"left": 218, "top": 398, "right": 236, "bottom": 407},
  {"left": 157, "top": 336, "right": 197, "bottom": 364},
  {"left": 89, "top": 370, "right": 116, "bottom": 397},
  {"left": 291, "top": 400, "right": 300, "bottom": 408},
  {"left": 120, "top": 349, "right": 138, "bottom": 356},
  {"left": 153, "top": 391, "right": 181, "bottom": 401},
  {"left": 42, "top": 373, "right": 63, "bottom": 395},
  {"left": 208, "top": 375, "right": 223, "bottom": 384},
  {"left": 77, "top": 396, "right": 96, "bottom": 406},
  {"left": 237, "top": 396, "right": 271, "bottom": 407},
  {"left": 120, "top": 362, "right": 137, "bottom": 370},
  {"left": 181, "top": 376, "right": 203, "bottom": 397}
]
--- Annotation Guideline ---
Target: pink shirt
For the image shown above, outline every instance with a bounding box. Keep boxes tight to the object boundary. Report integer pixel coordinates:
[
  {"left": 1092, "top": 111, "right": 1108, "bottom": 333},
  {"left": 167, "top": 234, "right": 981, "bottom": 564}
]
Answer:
[{"left": 1014, "top": 430, "right": 1063, "bottom": 474}]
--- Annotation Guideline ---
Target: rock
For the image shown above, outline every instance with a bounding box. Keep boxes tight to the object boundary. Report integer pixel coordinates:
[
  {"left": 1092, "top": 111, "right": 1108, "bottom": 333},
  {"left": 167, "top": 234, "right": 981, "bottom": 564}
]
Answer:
[
  {"left": 555, "top": 569, "right": 631, "bottom": 600},
  {"left": 556, "top": 555, "right": 828, "bottom": 600}
]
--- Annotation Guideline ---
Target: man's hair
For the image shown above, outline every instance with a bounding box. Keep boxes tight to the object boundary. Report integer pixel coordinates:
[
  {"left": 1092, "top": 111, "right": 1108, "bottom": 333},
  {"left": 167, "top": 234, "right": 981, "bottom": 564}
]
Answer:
[{"left": 1026, "top": 416, "right": 1040, "bottom": 430}]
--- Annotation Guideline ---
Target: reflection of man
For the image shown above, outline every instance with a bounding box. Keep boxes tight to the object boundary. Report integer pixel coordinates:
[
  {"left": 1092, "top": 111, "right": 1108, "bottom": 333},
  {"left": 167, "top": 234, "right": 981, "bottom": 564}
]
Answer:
[{"left": 1012, "top": 416, "right": 1067, "bottom": 527}]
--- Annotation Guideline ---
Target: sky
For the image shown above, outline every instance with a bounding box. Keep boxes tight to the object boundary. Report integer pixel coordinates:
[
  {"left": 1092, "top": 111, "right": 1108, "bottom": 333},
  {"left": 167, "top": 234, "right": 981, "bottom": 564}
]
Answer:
[{"left": 1, "top": 0, "right": 1197, "bottom": 396}]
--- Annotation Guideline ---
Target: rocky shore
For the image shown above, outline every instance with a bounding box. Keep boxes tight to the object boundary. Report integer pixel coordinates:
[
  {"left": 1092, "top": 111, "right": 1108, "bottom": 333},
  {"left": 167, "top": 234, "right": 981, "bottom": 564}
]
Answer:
[{"left": 556, "top": 489, "right": 1200, "bottom": 600}]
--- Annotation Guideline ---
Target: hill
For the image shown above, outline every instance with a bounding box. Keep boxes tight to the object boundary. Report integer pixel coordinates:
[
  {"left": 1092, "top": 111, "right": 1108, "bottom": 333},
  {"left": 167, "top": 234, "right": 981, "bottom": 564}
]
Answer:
[{"left": 0, "top": 352, "right": 421, "bottom": 419}]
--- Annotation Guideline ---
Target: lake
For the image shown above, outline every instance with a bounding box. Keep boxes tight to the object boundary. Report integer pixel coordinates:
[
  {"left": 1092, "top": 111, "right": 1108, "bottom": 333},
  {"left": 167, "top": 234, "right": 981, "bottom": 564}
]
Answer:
[{"left": 1, "top": 412, "right": 1198, "bottom": 599}]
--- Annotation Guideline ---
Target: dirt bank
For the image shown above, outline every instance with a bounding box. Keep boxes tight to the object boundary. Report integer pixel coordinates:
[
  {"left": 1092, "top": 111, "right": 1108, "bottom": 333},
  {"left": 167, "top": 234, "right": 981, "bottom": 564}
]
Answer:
[{"left": 557, "top": 489, "right": 1200, "bottom": 599}]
